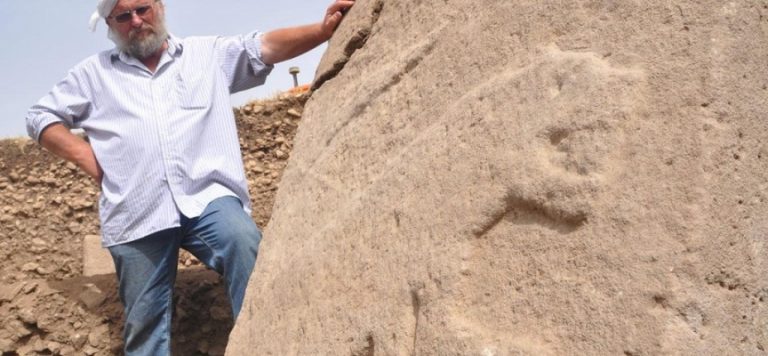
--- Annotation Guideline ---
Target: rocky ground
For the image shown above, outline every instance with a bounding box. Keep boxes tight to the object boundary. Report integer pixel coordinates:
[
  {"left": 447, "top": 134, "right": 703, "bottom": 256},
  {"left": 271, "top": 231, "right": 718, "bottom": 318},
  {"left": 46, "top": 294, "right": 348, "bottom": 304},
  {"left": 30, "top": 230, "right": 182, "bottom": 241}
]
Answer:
[{"left": 0, "top": 92, "right": 308, "bottom": 355}]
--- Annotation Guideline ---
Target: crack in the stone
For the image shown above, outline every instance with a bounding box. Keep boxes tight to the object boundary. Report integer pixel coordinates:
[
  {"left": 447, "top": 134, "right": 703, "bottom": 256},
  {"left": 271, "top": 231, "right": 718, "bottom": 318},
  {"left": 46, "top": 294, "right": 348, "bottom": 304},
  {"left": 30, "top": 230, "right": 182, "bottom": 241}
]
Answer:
[
  {"left": 312, "top": 0, "right": 385, "bottom": 92},
  {"left": 408, "top": 281, "right": 425, "bottom": 356}
]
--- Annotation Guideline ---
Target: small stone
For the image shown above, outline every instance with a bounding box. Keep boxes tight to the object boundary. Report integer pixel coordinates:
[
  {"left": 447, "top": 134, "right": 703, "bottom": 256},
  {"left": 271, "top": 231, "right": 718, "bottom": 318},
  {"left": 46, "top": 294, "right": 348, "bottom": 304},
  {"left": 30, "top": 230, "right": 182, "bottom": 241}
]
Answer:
[
  {"left": 33, "top": 338, "right": 48, "bottom": 352},
  {"left": 47, "top": 341, "right": 63, "bottom": 354},
  {"left": 69, "top": 199, "right": 94, "bottom": 211},
  {"left": 41, "top": 177, "right": 58, "bottom": 185},
  {"left": 36, "top": 314, "right": 59, "bottom": 333},
  {"left": 22, "top": 282, "right": 38, "bottom": 294},
  {"left": 15, "top": 341, "right": 36, "bottom": 355},
  {"left": 78, "top": 283, "right": 106, "bottom": 309},
  {"left": 71, "top": 333, "right": 88, "bottom": 349},
  {"left": 67, "top": 222, "right": 81, "bottom": 234},
  {"left": 88, "top": 324, "right": 109, "bottom": 348},
  {"left": 8, "top": 319, "right": 32, "bottom": 340},
  {"left": 287, "top": 109, "right": 302, "bottom": 118},
  {"left": 83, "top": 235, "right": 115, "bottom": 277},
  {"left": 60, "top": 345, "right": 77, "bottom": 356},
  {"left": 21, "top": 262, "right": 41, "bottom": 272},
  {"left": 0, "top": 338, "right": 15, "bottom": 353},
  {"left": 82, "top": 344, "right": 100, "bottom": 355},
  {"left": 29, "top": 238, "right": 49, "bottom": 254},
  {"left": 0, "top": 282, "right": 24, "bottom": 302},
  {"left": 19, "top": 309, "right": 37, "bottom": 325}
]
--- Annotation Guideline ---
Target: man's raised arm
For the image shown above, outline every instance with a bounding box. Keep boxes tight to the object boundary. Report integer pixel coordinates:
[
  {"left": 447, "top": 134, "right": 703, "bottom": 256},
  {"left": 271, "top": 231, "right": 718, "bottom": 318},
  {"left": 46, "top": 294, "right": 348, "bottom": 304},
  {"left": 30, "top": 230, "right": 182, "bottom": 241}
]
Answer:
[{"left": 260, "top": 0, "right": 355, "bottom": 65}]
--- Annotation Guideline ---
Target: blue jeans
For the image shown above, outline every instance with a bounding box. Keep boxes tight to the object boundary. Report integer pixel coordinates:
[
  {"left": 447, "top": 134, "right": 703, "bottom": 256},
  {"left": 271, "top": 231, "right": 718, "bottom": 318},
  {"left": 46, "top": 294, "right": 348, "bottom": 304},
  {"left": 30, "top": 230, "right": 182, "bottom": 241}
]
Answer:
[{"left": 108, "top": 196, "right": 261, "bottom": 356}]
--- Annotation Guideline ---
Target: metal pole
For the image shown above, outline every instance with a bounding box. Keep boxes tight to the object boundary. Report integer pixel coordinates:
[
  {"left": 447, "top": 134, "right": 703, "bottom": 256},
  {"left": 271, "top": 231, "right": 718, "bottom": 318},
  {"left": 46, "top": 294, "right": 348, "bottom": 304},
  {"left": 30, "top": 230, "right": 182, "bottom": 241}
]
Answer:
[{"left": 289, "top": 66, "right": 300, "bottom": 88}]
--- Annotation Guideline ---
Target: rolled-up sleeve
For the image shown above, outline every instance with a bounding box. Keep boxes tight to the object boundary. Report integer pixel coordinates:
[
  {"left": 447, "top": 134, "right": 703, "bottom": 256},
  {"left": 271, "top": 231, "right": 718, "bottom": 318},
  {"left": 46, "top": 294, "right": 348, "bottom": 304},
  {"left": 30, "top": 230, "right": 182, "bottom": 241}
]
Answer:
[
  {"left": 26, "top": 68, "right": 92, "bottom": 142},
  {"left": 213, "top": 31, "right": 274, "bottom": 94}
]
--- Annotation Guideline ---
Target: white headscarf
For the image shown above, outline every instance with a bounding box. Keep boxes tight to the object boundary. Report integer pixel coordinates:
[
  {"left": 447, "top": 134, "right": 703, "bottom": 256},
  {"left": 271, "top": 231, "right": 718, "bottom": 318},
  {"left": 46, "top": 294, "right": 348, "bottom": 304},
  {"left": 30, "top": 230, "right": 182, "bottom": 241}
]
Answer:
[{"left": 89, "top": 0, "right": 119, "bottom": 32}]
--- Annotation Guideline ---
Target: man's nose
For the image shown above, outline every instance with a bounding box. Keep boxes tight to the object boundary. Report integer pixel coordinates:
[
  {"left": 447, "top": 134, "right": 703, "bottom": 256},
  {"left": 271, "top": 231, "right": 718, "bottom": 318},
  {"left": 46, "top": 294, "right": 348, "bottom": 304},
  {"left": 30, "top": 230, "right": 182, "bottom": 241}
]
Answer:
[{"left": 130, "top": 12, "right": 144, "bottom": 27}]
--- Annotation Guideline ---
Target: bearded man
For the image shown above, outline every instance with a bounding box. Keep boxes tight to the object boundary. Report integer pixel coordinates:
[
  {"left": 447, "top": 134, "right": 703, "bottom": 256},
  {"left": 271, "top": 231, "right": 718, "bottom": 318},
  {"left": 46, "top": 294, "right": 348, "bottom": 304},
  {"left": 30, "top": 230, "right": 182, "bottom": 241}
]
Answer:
[{"left": 25, "top": 0, "right": 354, "bottom": 354}]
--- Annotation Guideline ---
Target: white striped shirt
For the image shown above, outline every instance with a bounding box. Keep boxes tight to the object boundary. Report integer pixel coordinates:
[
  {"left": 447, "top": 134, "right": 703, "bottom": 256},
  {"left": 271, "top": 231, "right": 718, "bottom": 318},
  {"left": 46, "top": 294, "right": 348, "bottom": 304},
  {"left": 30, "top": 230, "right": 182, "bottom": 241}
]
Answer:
[{"left": 26, "top": 32, "right": 273, "bottom": 247}]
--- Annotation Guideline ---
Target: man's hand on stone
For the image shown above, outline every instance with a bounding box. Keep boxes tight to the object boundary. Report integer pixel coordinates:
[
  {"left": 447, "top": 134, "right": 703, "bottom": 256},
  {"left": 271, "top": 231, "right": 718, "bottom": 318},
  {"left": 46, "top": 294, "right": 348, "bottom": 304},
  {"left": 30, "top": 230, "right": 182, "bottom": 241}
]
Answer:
[
  {"left": 261, "top": 0, "right": 356, "bottom": 64},
  {"left": 320, "top": 0, "right": 356, "bottom": 40}
]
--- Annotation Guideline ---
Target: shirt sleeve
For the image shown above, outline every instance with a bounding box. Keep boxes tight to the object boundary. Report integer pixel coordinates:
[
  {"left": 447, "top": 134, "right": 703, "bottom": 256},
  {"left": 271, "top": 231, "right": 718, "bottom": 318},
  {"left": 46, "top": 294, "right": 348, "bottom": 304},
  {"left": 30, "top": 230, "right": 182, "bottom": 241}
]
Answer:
[
  {"left": 26, "top": 68, "right": 92, "bottom": 142},
  {"left": 213, "top": 31, "right": 275, "bottom": 94}
]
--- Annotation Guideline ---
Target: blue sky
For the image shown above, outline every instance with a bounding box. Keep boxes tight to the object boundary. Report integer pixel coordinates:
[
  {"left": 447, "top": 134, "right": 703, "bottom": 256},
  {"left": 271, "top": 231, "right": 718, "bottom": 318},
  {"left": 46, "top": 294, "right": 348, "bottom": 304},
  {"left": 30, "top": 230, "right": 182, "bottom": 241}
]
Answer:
[{"left": 0, "top": 0, "right": 332, "bottom": 138}]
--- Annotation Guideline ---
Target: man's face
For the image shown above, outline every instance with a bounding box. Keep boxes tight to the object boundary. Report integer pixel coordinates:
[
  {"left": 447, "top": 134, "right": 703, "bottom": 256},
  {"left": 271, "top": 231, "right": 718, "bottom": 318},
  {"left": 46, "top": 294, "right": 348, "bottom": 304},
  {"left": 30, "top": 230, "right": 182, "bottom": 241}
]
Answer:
[{"left": 107, "top": 0, "right": 168, "bottom": 59}]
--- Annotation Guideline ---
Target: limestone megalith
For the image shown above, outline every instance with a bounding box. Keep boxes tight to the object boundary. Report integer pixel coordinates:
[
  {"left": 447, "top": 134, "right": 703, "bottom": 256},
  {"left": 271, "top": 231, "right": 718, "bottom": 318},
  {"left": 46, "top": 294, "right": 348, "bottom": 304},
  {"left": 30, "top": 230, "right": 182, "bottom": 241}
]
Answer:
[{"left": 228, "top": 1, "right": 768, "bottom": 354}]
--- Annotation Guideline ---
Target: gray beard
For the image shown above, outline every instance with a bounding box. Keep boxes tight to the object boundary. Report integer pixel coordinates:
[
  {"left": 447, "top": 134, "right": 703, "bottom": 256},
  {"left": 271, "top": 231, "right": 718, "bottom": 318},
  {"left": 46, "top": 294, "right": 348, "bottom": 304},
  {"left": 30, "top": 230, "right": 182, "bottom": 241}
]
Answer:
[{"left": 108, "top": 22, "right": 169, "bottom": 59}]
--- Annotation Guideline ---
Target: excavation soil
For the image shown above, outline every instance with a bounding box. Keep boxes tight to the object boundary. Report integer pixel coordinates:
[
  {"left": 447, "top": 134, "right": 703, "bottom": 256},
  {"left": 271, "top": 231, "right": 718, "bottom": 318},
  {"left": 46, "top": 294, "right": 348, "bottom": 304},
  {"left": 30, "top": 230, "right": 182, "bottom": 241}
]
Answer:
[{"left": 0, "top": 93, "right": 307, "bottom": 356}]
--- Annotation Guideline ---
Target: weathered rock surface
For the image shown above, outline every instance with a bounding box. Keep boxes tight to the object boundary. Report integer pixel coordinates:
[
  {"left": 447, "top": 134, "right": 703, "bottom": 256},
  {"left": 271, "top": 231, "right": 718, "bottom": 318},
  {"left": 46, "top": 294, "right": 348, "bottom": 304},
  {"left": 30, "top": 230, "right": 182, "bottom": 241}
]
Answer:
[{"left": 229, "top": 1, "right": 768, "bottom": 355}]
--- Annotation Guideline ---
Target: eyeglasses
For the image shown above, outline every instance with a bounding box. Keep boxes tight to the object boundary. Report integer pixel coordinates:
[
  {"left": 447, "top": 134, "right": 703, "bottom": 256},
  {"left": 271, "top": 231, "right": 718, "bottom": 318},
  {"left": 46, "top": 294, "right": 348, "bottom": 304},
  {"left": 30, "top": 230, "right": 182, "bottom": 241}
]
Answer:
[{"left": 108, "top": 2, "right": 156, "bottom": 23}]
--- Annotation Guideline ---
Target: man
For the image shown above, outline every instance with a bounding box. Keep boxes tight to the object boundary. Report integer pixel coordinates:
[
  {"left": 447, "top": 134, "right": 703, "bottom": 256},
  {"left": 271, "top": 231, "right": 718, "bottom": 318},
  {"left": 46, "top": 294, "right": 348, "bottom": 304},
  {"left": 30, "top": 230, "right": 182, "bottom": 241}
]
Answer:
[{"left": 25, "top": 0, "right": 354, "bottom": 354}]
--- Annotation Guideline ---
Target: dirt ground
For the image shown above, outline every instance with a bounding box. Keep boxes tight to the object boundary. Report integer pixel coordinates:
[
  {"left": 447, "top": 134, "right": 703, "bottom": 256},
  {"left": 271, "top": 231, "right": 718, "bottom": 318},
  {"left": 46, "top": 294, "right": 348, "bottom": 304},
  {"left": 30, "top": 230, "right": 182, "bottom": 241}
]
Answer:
[{"left": 0, "top": 92, "right": 308, "bottom": 355}]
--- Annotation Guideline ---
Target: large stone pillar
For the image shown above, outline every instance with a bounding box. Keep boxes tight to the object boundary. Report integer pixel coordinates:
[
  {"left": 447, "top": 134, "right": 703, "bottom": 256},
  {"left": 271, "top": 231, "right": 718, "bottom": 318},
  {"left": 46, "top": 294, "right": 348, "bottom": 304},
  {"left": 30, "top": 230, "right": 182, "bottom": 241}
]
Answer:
[{"left": 228, "top": 1, "right": 768, "bottom": 354}]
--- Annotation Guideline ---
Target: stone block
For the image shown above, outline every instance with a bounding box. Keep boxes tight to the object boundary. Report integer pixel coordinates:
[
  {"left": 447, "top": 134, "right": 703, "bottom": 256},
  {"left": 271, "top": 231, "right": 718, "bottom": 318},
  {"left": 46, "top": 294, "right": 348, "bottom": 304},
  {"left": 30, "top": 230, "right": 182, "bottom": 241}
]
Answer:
[{"left": 82, "top": 235, "right": 114, "bottom": 276}]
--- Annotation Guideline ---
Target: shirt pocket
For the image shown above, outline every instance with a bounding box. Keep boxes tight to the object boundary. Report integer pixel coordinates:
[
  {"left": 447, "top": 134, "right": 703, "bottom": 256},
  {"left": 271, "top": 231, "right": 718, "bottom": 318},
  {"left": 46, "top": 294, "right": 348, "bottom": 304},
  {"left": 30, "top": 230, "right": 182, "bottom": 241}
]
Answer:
[{"left": 176, "top": 72, "right": 212, "bottom": 110}]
